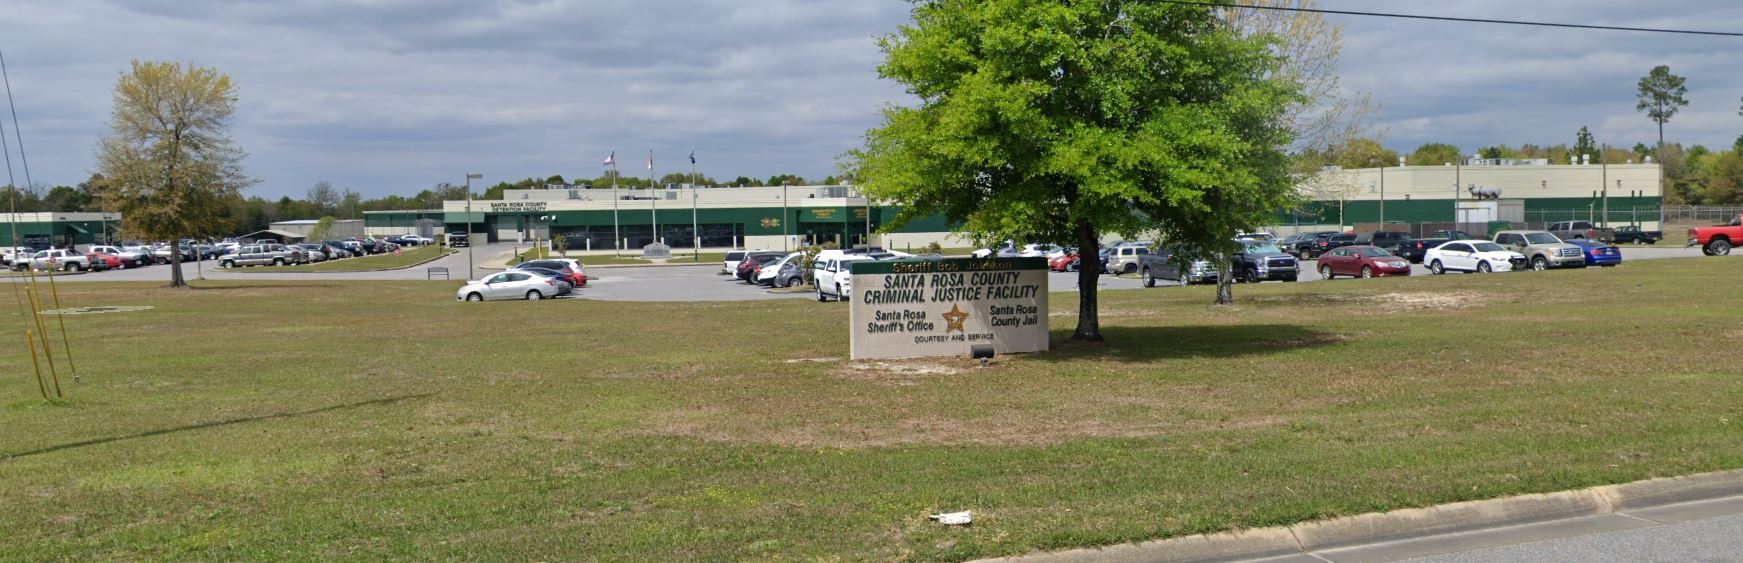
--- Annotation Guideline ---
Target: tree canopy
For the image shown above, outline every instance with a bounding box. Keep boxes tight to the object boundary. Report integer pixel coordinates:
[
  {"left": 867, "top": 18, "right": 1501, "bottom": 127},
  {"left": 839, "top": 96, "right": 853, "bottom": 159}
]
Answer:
[
  {"left": 94, "top": 60, "right": 255, "bottom": 287},
  {"left": 1636, "top": 65, "right": 1688, "bottom": 150},
  {"left": 856, "top": 0, "right": 1301, "bottom": 340}
]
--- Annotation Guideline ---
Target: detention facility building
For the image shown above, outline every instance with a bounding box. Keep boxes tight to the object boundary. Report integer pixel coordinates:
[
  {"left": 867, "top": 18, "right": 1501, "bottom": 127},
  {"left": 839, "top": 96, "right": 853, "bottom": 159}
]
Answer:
[
  {"left": 1281, "top": 159, "right": 1663, "bottom": 236},
  {"left": 0, "top": 212, "right": 123, "bottom": 248},
  {"left": 361, "top": 160, "right": 1666, "bottom": 251},
  {"left": 364, "top": 185, "right": 971, "bottom": 252}
]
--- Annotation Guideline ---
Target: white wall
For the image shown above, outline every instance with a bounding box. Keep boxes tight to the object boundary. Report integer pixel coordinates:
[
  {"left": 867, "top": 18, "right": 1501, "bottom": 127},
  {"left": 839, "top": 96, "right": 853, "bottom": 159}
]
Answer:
[{"left": 1300, "top": 164, "right": 1661, "bottom": 202}]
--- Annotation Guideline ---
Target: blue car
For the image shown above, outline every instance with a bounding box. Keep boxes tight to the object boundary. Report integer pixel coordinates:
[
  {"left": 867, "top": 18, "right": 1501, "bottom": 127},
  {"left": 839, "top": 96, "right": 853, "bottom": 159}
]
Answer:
[{"left": 1567, "top": 239, "right": 1621, "bottom": 267}]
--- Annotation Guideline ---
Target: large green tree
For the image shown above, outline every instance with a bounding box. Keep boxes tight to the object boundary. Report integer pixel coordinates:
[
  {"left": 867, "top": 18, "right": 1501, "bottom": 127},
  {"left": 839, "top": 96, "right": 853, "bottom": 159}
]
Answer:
[
  {"left": 1635, "top": 65, "right": 1688, "bottom": 153},
  {"left": 1409, "top": 143, "right": 1461, "bottom": 166},
  {"left": 95, "top": 60, "right": 255, "bottom": 287},
  {"left": 855, "top": 0, "right": 1300, "bottom": 340},
  {"left": 1573, "top": 125, "right": 1598, "bottom": 163}
]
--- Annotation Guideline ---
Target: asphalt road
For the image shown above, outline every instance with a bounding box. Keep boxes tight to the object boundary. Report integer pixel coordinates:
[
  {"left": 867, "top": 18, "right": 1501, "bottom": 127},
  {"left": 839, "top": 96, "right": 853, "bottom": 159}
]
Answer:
[
  {"left": 1400, "top": 496, "right": 1743, "bottom": 563},
  {"left": 14, "top": 243, "right": 1730, "bottom": 303}
]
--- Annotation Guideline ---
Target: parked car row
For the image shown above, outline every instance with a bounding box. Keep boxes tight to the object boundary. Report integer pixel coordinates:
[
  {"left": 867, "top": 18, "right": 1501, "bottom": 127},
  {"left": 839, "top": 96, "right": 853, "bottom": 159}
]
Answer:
[
  {"left": 455, "top": 258, "right": 588, "bottom": 301},
  {"left": 719, "top": 248, "right": 921, "bottom": 301}
]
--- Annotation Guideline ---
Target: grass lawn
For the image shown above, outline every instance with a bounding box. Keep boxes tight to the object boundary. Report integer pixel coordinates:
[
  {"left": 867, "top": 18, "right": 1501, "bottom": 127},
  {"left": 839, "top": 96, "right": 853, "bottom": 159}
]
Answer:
[
  {"left": 2, "top": 258, "right": 1741, "bottom": 560},
  {"left": 229, "top": 245, "right": 453, "bottom": 272}
]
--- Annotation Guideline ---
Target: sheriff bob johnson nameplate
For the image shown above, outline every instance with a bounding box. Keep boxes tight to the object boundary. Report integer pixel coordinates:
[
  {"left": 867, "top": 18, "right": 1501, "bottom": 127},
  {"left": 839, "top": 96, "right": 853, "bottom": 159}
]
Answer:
[{"left": 848, "top": 257, "right": 1048, "bottom": 360}]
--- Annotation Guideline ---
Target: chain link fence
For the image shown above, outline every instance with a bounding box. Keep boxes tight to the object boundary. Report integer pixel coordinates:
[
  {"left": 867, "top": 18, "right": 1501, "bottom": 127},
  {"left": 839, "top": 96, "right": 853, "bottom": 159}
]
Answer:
[{"left": 1662, "top": 205, "right": 1743, "bottom": 228}]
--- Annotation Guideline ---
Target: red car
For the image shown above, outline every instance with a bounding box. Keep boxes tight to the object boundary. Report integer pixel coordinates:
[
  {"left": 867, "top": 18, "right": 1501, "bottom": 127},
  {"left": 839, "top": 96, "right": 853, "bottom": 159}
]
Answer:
[
  {"left": 1315, "top": 245, "right": 1411, "bottom": 279},
  {"left": 87, "top": 252, "right": 124, "bottom": 271},
  {"left": 1048, "top": 252, "right": 1078, "bottom": 272}
]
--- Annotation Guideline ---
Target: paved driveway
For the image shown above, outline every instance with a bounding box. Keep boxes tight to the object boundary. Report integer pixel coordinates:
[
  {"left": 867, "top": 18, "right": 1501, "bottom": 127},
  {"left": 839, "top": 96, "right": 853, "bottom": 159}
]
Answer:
[{"left": 15, "top": 243, "right": 1728, "bottom": 302}]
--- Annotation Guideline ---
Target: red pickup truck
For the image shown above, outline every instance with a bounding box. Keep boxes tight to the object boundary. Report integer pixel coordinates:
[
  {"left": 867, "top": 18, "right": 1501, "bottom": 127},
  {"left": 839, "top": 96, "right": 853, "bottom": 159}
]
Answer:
[{"left": 1689, "top": 215, "right": 1743, "bottom": 255}]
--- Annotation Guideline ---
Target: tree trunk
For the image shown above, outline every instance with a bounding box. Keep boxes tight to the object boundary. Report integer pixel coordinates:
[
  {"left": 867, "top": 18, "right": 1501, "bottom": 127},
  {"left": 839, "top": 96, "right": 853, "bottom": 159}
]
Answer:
[
  {"left": 1214, "top": 252, "right": 1234, "bottom": 305},
  {"left": 1071, "top": 219, "right": 1102, "bottom": 342},
  {"left": 168, "top": 244, "right": 186, "bottom": 288}
]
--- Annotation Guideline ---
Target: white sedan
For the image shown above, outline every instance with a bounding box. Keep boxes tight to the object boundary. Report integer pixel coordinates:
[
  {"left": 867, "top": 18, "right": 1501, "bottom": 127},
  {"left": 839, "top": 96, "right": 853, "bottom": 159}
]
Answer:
[
  {"left": 1424, "top": 240, "right": 1526, "bottom": 274},
  {"left": 456, "top": 271, "right": 562, "bottom": 301}
]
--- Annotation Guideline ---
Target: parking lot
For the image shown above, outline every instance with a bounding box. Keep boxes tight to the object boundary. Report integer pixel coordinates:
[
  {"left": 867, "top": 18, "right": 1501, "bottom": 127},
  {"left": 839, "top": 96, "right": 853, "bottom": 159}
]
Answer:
[
  {"left": 15, "top": 242, "right": 1725, "bottom": 302},
  {"left": 571, "top": 243, "right": 1720, "bottom": 301}
]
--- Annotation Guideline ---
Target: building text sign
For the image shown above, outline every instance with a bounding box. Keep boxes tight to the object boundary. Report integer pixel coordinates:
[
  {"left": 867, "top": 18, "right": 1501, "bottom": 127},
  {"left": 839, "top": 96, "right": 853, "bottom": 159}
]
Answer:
[
  {"left": 488, "top": 201, "right": 548, "bottom": 212},
  {"left": 848, "top": 257, "right": 1048, "bottom": 360}
]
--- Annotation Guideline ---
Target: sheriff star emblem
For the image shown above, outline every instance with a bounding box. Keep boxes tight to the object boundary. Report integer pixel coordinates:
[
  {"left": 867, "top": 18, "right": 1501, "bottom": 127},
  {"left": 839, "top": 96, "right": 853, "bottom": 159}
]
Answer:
[{"left": 942, "top": 304, "right": 969, "bottom": 334}]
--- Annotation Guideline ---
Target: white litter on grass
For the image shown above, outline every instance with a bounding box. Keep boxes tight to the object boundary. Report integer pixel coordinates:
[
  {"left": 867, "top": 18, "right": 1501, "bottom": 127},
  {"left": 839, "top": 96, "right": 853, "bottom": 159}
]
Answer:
[{"left": 929, "top": 510, "right": 972, "bottom": 525}]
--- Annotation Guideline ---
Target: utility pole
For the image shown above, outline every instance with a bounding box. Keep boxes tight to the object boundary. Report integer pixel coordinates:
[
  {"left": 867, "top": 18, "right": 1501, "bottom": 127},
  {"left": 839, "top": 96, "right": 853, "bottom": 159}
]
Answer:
[
  {"left": 1379, "top": 164, "right": 1385, "bottom": 226},
  {"left": 1601, "top": 143, "right": 1609, "bottom": 228},
  {"left": 647, "top": 148, "right": 657, "bottom": 247}
]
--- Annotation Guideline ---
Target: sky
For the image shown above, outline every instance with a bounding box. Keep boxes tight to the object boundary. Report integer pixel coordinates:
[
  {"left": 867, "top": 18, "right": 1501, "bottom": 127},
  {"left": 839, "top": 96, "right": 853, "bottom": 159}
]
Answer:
[{"left": 0, "top": 1, "right": 1741, "bottom": 199}]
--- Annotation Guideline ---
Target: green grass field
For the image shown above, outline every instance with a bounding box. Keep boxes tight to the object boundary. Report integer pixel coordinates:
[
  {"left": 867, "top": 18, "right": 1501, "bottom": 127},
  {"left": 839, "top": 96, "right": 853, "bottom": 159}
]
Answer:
[
  {"left": 2, "top": 258, "right": 1740, "bottom": 560},
  {"left": 228, "top": 245, "right": 453, "bottom": 272}
]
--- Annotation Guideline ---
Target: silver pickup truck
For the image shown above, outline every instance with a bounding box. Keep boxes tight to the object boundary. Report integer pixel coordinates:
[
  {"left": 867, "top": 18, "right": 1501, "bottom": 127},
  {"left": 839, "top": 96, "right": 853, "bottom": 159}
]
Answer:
[
  {"left": 1494, "top": 230, "right": 1586, "bottom": 271},
  {"left": 218, "top": 244, "right": 300, "bottom": 267}
]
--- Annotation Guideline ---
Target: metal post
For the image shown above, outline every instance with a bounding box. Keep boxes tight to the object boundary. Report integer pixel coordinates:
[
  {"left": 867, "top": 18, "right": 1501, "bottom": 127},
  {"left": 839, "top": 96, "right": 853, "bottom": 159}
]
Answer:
[
  {"left": 465, "top": 173, "right": 481, "bottom": 277},
  {"left": 1454, "top": 158, "right": 1461, "bottom": 235},
  {"left": 648, "top": 148, "right": 657, "bottom": 247},
  {"left": 865, "top": 191, "right": 872, "bottom": 249},
  {"left": 781, "top": 181, "right": 789, "bottom": 252},
  {"left": 1379, "top": 165, "right": 1385, "bottom": 226},
  {"left": 611, "top": 152, "right": 620, "bottom": 256},
  {"left": 690, "top": 148, "right": 699, "bottom": 258},
  {"left": 1601, "top": 144, "right": 1608, "bottom": 228}
]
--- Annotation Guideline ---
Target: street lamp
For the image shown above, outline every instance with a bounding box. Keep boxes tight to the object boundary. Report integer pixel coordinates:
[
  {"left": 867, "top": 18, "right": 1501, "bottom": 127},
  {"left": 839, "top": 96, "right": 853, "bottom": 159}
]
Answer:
[{"left": 465, "top": 173, "right": 482, "bottom": 277}]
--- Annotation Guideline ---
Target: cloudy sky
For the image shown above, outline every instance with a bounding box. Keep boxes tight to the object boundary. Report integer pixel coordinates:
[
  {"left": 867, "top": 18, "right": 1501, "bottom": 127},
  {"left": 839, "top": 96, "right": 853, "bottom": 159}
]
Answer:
[{"left": 1, "top": 0, "right": 1741, "bottom": 199}]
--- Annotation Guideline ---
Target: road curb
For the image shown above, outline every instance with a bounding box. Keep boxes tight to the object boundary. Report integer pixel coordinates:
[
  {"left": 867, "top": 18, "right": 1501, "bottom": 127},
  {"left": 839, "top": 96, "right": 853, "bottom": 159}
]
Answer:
[{"left": 981, "top": 468, "right": 1743, "bottom": 563}]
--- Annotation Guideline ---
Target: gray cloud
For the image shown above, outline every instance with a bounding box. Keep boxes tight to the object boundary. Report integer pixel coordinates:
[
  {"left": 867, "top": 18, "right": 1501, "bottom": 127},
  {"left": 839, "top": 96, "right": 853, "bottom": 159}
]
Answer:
[{"left": 1, "top": 0, "right": 1739, "bottom": 198}]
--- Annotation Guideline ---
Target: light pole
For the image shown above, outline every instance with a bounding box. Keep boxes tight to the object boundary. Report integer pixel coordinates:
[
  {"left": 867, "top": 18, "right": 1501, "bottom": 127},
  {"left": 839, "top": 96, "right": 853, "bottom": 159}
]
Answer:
[
  {"left": 690, "top": 148, "right": 699, "bottom": 260},
  {"left": 781, "top": 181, "right": 790, "bottom": 252},
  {"left": 647, "top": 148, "right": 657, "bottom": 247},
  {"left": 855, "top": 175, "right": 870, "bottom": 250},
  {"left": 465, "top": 173, "right": 481, "bottom": 277}
]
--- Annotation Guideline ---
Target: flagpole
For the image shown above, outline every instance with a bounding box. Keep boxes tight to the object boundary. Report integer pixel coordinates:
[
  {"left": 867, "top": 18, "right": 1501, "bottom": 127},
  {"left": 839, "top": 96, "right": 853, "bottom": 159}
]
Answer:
[
  {"left": 610, "top": 150, "right": 620, "bottom": 256},
  {"left": 690, "top": 149, "right": 699, "bottom": 259},
  {"left": 648, "top": 148, "right": 658, "bottom": 247}
]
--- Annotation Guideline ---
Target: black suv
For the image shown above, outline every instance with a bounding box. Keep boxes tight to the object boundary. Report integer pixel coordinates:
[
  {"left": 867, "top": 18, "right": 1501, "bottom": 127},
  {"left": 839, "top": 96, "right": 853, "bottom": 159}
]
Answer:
[
  {"left": 1290, "top": 230, "right": 1341, "bottom": 258},
  {"left": 1354, "top": 231, "right": 1414, "bottom": 252},
  {"left": 1230, "top": 239, "right": 1299, "bottom": 283},
  {"left": 448, "top": 232, "right": 470, "bottom": 248}
]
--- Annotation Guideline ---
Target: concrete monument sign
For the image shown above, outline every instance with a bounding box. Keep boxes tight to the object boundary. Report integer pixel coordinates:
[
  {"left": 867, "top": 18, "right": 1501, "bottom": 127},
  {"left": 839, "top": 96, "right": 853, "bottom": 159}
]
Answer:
[
  {"left": 848, "top": 257, "right": 1048, "bottom": 360},
  {"left": 641, "top": 242, "right": 672, "bottom": 258}
]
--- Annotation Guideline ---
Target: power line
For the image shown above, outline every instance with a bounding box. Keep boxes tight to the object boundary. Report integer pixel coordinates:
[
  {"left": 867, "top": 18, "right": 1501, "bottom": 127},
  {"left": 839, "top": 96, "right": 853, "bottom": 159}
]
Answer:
[
  {"left": 1167, "top": 1, "right": 1743, "bottom": 38},
  {"left": 0, "top": 49, "right": 31, "bottom": 190}
]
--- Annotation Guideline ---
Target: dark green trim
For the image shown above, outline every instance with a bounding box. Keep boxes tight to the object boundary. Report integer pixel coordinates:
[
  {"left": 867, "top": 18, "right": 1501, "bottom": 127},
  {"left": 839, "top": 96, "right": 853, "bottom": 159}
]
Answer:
[
  {"left": 396, "top": 205, "right": 964, "bottom": 235},
  {"left": 1284, "top": 197, "right": 1664, "bottom": 225}
]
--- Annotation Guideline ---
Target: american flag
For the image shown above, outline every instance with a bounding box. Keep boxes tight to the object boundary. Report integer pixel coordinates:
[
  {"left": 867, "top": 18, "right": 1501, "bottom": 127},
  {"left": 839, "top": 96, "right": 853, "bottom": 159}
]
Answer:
[{"left": 602, "top": 151, "right": 614, "bottom": 166}]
